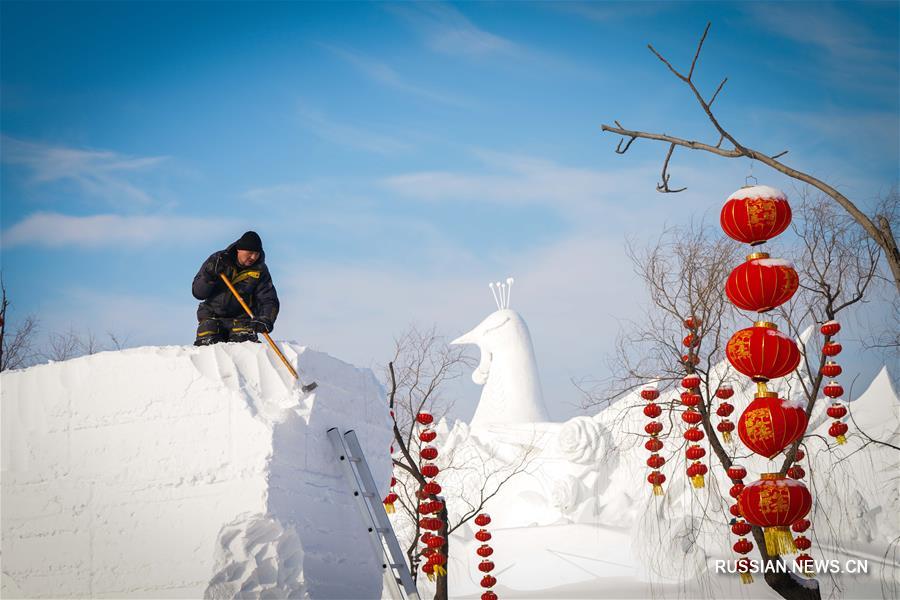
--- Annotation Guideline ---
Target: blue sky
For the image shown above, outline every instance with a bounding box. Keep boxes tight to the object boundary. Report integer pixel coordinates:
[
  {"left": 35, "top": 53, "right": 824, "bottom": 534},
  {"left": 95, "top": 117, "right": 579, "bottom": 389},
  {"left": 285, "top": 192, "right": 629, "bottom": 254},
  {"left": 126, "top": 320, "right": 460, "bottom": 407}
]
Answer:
[{"left": 2, "top": 1, "right": 898, "bottom": 420}]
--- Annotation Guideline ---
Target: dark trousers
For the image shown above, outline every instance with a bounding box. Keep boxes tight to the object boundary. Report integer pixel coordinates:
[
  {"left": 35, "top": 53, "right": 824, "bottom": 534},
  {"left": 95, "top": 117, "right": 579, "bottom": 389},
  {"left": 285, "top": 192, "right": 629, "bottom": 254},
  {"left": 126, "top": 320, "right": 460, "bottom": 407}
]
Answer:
[{"left": 194, "top": 318, "right": 259, "bottom": 346}]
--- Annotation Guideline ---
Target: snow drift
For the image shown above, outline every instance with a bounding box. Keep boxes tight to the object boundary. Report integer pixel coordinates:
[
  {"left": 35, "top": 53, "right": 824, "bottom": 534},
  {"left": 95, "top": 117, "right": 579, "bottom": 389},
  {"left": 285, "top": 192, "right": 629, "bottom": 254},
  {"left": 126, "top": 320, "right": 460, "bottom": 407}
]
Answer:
[{"left": 1, "top": 342, "right": 393, "bottom": 599}]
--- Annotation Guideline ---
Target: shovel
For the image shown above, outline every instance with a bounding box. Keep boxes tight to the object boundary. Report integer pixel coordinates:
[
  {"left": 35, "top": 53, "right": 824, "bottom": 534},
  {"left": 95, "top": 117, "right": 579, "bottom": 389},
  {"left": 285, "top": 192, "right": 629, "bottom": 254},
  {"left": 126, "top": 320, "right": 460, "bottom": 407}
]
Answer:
[{"left": 219, "top": 273, "right": 318, "bottom": 393}]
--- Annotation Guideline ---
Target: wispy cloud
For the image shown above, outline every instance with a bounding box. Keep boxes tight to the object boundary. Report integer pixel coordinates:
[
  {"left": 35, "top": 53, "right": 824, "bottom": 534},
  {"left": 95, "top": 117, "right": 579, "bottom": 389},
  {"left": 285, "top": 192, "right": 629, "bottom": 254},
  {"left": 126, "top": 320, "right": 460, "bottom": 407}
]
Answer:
[
  {"left": 548, "top": 1, "right": 674, "bottom": 22},
  {"left": 2, "top": 212, "right": 234, "bottom": 248},
  {"left": 386, "top": 2, "right": 518, "bottom": 58},
  {"left": 320, "top": 44, "right": 473, "bottom": 108},
  {"left": 1, "top": 135, "right": 170, "bottom": 206},
  {"left": 295, "top": 102, "right": 412, "bottom": 155}
]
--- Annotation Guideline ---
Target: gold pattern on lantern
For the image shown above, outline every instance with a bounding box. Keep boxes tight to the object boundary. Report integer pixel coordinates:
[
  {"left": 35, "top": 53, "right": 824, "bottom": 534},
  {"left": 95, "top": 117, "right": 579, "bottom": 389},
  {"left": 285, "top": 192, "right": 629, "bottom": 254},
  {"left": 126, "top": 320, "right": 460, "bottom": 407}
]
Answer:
[
  {"left": 744, "top": 408, "right": 774, "bottom": 442},
  {"left": 728, "top": 331, "right": 753, "bottom": 360},
  {"left": 780, "top": 267, "right": 799, "bottom": 296},
  {"left": 758, "top": 486, "right": 790, "bottom": 515},
  {"left": 747, "top": 199, "right": 777, "bottom": 225}
]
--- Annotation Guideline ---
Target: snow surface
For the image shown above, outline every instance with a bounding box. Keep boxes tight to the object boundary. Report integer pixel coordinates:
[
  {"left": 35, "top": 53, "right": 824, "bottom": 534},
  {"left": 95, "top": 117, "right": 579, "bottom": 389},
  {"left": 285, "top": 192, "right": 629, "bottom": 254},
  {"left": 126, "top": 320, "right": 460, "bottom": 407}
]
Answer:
[
  {"left": 726, "top": 185, "right": 788, "bottom": 202},
  {"left": 1, "top": 342, "right": 393, "bottom": 599}
]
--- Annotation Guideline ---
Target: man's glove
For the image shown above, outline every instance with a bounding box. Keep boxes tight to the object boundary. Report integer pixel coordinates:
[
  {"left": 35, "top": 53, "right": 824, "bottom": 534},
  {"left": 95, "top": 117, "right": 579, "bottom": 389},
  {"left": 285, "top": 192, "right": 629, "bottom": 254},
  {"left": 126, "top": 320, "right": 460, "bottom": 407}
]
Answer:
[
  {"left": 251, "top": 319, "right": 272, "bottom": 333},
  {"left": 210, "top": 255, "right": 228, "bottom": 277}
]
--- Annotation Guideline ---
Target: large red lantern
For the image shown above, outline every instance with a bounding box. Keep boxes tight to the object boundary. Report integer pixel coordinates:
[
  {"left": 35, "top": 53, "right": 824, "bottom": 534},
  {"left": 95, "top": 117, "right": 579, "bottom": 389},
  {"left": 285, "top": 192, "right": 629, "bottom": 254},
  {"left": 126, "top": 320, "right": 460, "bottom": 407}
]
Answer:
[
  {"left": 726, "top": 253, "right": 799, "bottom": 312},
  {"left": 737, "top": 392, "right": 809, "bottom": 459},
  {"left": 720, "top": 185, "right": 792, "bottom": 245},
  {"left": 738, "top": 474, "right": 812, "bottom": 555},
  {"left": 726, "top": 321, "right": 801, "bottom": 382}
]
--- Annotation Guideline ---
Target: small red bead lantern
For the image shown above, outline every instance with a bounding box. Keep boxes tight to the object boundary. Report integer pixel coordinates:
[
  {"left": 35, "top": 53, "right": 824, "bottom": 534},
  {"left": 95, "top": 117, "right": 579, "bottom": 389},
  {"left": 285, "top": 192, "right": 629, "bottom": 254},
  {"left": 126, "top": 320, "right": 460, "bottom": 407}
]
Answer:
[
  {"left": 738, "top": 474, "right": 812, "bottom": 555},
  {"left": 730, "top": 504, "right": 742, "bottom": 517},
  {"left": 645, "top": 438, "right": 663, "bottom": 452},
  {"left": 727, "top": 465, "right": 747, "bottom": 480},
  {"left": 731, "top": 521, "right": 752, "bottom": 536},
  {"left": 822, "top": 342, "right": 842, "bottom": 356},
  {"left": 684, "top": 427, "right": 704, "bottom": 442},
  {"left": 822, "top": 361, "right": 842, "bottom": 378},
  {"left": 725, "top": 252, "right": 799, "bottom": 312},
  {"left": 640, "top": 387, "right": 660, "bottom": 401},
  {"left": 645, "top": 421, "right": 663, "bottom": 435},
  {"left": 726, "top": 321, "right": 801, "bottom": 382},
  {"left": 480, "top": 575, "right": 497, "bottom": 589},
  {"left": 477, "top": 545, "right": 494, "bottom": 557},
  {"left": 787, "top": 465, "right": 805, "bottom": 480},
  {"left": 683, "top": 333, "right": 698, "bottom": 348},
  {"left": 717, "top": 402, "right": 735, "bottom": 417},
  {"left": 420, "top": 446, "right": 439, "bottom": 460},
  {"left": 478, "top": 560, "right": 495, "bottom": 573},
  {"left": 481, "top": 592, "right": 498, "bottom": 600},
  {"left": 686, "top": 461, "right": 708, "bottom": 488},
  {"left": 729, "top": 483, "right": 745, "bottom": 498},
  {"left": 829, "top": 421, "right": 849, "bottom": 445},
  {"left": 680, "top": 392, "right": 701, "bottom": 407},
  {"left": 647, "top": 471, "right": 666, "bottom": 496},
  {"left": 826, "top": 404, "right": 847, "bottom": 419},
  {"left": 682, "top": 353, "right": 700, "bottom": 366},
  {"left": 420, "top": 429, "right": 437, "bottom": 442},
  {"left": 717, "top": 419, "right": 735, "bottom": 443},
  {"left": 720, "top": 185, "right": 792, "bottom": 245},
  {"left": 682, "top": 374, "right": 701, "bottom": 389},
  {"left": 475, "top": 513, "right": 491, "bottom": 527},
  {"left": 820, "top": 321, "right": 841, "bottom": 336},
  {"left": 793, "top": 536, "right": 811, "bottom": 551},
  {"left": 423, "top": 481, "right": 442, "bottom": 496},
  {"left": 416, "top": 411, "right": 434, "bottom": 425},
  {"left": 644, "top": 403, "right": 662, "bottom": 418},
  {"left": 383, "top": 492, "right": 398, "bottom": 514},
  {"left": 737, "top": 392, "right": 808, "bottom": 459},
  {"left": 823, "top": 382, "right": 844, "bottom": 398},
  {"left": 685, "top": 445, "right": 705, "bottom": 460},
  {"left": 647, "top": 454, "right": 666, "bottom": 469},
  {"left": 684, "top": 315, "right": 701, "bottom": 329},
  {"left": 475, "top": 529, "right": 492, "bottom": 542},
  {"left": 792, "top": 519, "right": 811, "bottom": 533},
  {"left": 733, "top": 538, "right": 753, "bottom": 554},
  {"left": 716, "top": 384, "right": 735, "bottom": 399},
  {"left": 682, "top": 410, "right": 702, "bottom": 425}
]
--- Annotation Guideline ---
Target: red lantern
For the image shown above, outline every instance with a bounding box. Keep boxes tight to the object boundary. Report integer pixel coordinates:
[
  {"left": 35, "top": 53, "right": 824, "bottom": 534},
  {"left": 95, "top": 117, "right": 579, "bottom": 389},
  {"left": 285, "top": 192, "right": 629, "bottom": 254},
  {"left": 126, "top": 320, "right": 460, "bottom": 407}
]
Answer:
[
  {"left": 823, "top": 382, "right": 843, "bottom": 398},
  {"left": 737, "top": 392, "right": 809, "bottom": 459},
  {"left": 383, "top": 492, "right": 398, "bottom": 513},
  {"left": 682, "top": 374, "right": 701, "bottom": 389},
  {"left": 720, "top": 186, "right": 792, "bottom": 245},
  {"left": 427, "top": 535, "right": 445, "bottom": 549},
  {"left": 421, "top": 463, "right": 439, "bottom": 478},
  {"left": 829, "top": 421, "right": 849, "bottom": 444},
  {"left": 420, "top": 446, "right": 439, "bottom": 460},
  {"left": 686, "top": 461, "right": 707, "bottom": 488},
  {"left": 475, "top": 514, "right": 491, "bottom": 527},
  {"left": 424, "top": 481, "right": 442, "bottom": 496},
  {"left": 826, "top": 404, "right": 847, "bottom": 419},
  {"left": 730, "top": 483, "right": 745, "bottom": 499},
  {"left": 480, "top": 575, "right": 497, "bottom": 589},
  {"left": 685, "top": 445, "right": 706, "bottom": 460},
  {"left": 717, "top": 419, "right": 735, "bottom": 443},
  {"left": 795, "top": 554, "right": 815, "bottom": 574},
  {"left": 645, "top": 438, "right": 663, "bottom": 452},
  {"left": 682, "top": 409, "right": 702, "bottom": 425},
  {"left": 822, "top": 342, "right": 842, "bottom": 356},
  {"left": 787, "top": 465, "right": 805, "bottom": 480},
  {"left": 684, "top": 315, "right": 701, "bottom": 329},
  {"left": 644, "top": 403, "right": 662, "bottom": 418},
  {"left": 822, "top": 361, "right": 842, "bottom": 378},
  {"left": 417, "top": 412, "right": 434, "bottom": 425},
  {"left": 738, "top": 474, "right": 812, "bottom": 555},
  {"left": 733, "top": 538, "right": 753, "bottom": 554},
  {"left": 730, "top": 504, "right": 742, "bottom": 517},
  {"left": 737, "top": 556, "right": 754, "bottom": 584},
  {"left": 482, "top": 593, "right": 498, "bottom": 600},
  {"left": 478, "top": 560, "right": 495, "bottom": 573},
  {"left": 726, "top": 253, "right": 799, "bottom": 312},
  {"left": 684, "top": 427, "right": 704, "bottom": 442},
  {"left": 475, "top": 529, "right": 492, "bottom": 542},
  {"left": 648, "top": 471, "right": 666, "bottom": 496},
  {"left": 647, "top": 454, "right": 666, "bottom": 469},
  {"left": 792, "top": 519, "right": 811, "bottom": 533},
  {"left": 683, "top": 333, "right": 698, "bottom": 348},
  {"left": 645, "top": 422, "right": 663, "bottom": 435},
  {"left": 794, "top": 536, "right": 811, "bottom": 551},
  {"left": 641, "top": 387, "right": 660, "bottom": 401},
  {"left": 717, "top": 402, "right": 735, "bottom": 417},
  {"left": 727, "top": 465, "right": 747, "bottom": 480},
  {"left": 420, "top": 429, "right": 437, "bottom": 442},
  {"left": 477, "top": 544, "right": 494, "bottom": 557},
  {"left": 726, "top": 322, "right": 801, "bottom": 382},
  {"left": 681, "top": 392, "right": 701, "bottom": 407},
  {"left": 682, "top": 353, "right": 700, "bottom": 365},
  {"left": 716, "top": 385, "right": 735, "bottom": 399},
  {"left": 820, "top": 321, "right": 841, "bottom": 336},
  {"left": 731, "top": 520, "right": 752, "bottom": 536},
  {"left": 792, "top": 449, "right": 805, "bottom": 461}
]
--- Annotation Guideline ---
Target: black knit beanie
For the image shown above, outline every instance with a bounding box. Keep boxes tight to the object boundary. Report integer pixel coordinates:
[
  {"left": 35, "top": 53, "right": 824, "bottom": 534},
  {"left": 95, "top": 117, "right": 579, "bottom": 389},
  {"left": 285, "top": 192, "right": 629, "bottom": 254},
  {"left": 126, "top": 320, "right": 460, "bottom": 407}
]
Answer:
[{"left": 235, "top": 231, "right": 262, "bottom": 252}]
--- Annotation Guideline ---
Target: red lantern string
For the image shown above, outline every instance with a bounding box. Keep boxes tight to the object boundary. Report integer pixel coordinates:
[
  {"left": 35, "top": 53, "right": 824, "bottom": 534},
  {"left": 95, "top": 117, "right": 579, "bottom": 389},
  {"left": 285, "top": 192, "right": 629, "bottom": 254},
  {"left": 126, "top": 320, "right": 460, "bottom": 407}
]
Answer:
[
  {"left": 680, "top": 319, "right": 706, "bottom": 489},
  {"left": 821, "top": 323, "right": 849, "bottom": 445},
  {"left": 474, "top": 514, "right": 498, "bottom": 595},
  {"left": 416, "top": 411, "right": 446, "bottom": 580},
  {"left": 642, "top": 386, "right": 666, "bottom": 496}
]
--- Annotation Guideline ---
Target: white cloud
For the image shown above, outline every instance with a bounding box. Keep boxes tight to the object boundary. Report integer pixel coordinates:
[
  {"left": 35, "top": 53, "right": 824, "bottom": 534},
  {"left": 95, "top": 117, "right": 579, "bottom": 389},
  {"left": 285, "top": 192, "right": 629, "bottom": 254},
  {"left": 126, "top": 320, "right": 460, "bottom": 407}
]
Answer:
[
  {"left": 387, "top": 2, "right": 518, "bottom": 57},
  {"left": 295, "top": 103, "right": 412, "bottom": 155},
  {"left": 2, "top": 212, "right": 235, "bottom": 249},
  {"left": 320, "top": 44, "right": 473, "bottom": 108},
  {"left": 1, "top": 135, "right": 170, "bottom": 206}
]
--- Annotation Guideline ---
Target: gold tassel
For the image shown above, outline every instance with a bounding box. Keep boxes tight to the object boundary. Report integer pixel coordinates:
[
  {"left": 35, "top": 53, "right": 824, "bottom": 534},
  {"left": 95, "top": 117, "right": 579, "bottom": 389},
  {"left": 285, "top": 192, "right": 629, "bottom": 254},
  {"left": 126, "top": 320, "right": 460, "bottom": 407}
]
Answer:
[
  {"left": 740, "top": 572, "right": 753, "bottom": 584},
  {"left": 764, "top": 526, "right": 797, "bottom": 555},
  {"left": 433, "top": 565, "right": 447, "bottom": 577},
  {"left": 836, "top": 434, "right": 847, "bottom": 445},
  {"left": 722, "top": 431, "right": 732, "bottom": 443},
  {"left": 652, "top": 484, "right": 664, "bottom": 496},
  {"left": 691, "top": 474, "right": 705, "bottom": 489},
  {"left": 384, "top": 502, "right": 395, "bottom": 514},
  {"left": 426, "top": 572, "right": 435, "bottom": 582}
]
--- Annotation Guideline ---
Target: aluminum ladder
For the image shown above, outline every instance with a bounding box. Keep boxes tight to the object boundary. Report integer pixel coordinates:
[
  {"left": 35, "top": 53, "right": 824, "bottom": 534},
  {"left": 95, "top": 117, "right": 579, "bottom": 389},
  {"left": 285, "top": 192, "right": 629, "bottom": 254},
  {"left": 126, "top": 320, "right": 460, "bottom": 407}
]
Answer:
[{"left": 327, "top": 427, "right": 421, "bottom": 600}]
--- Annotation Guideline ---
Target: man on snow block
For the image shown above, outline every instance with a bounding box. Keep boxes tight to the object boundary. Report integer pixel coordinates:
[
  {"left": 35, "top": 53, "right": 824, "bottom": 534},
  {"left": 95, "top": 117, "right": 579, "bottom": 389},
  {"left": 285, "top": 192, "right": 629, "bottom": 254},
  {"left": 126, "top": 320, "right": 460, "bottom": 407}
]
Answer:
[{"left": 192, "top": 231, "right": 280, "bottom": 346}]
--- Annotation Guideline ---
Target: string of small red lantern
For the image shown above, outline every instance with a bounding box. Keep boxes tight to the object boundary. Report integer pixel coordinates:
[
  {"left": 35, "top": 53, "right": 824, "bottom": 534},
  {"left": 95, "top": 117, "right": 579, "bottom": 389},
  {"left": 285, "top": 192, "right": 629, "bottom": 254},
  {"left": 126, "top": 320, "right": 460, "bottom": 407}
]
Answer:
[
  {"left": 680, "top": 317, "right": 707, "bottom": 489},
  {"left": 821, "top": 321, "right": 850, "bottom": 445},
  {"left": 415, "top": 411, "right": 446, "bottom": 581},
  {"left": 474, "top": 513, "right": 498, "bottom": 600},
  {"left": 726, "top": 464, "right": 754, "bottom": 584},
  {"left": 641, "top": 386, "right": 666, "bottom": 495},
  {"left": 383, "top": 408, "right": 399, "bottom": 514}
]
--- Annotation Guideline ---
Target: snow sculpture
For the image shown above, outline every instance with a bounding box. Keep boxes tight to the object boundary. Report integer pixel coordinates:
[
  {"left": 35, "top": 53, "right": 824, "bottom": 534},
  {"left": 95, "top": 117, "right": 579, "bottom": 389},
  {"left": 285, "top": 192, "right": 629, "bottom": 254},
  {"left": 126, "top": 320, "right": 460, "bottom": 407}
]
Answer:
[{"left": 452, "top": 278, "right": 550, "bottom": 428}]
